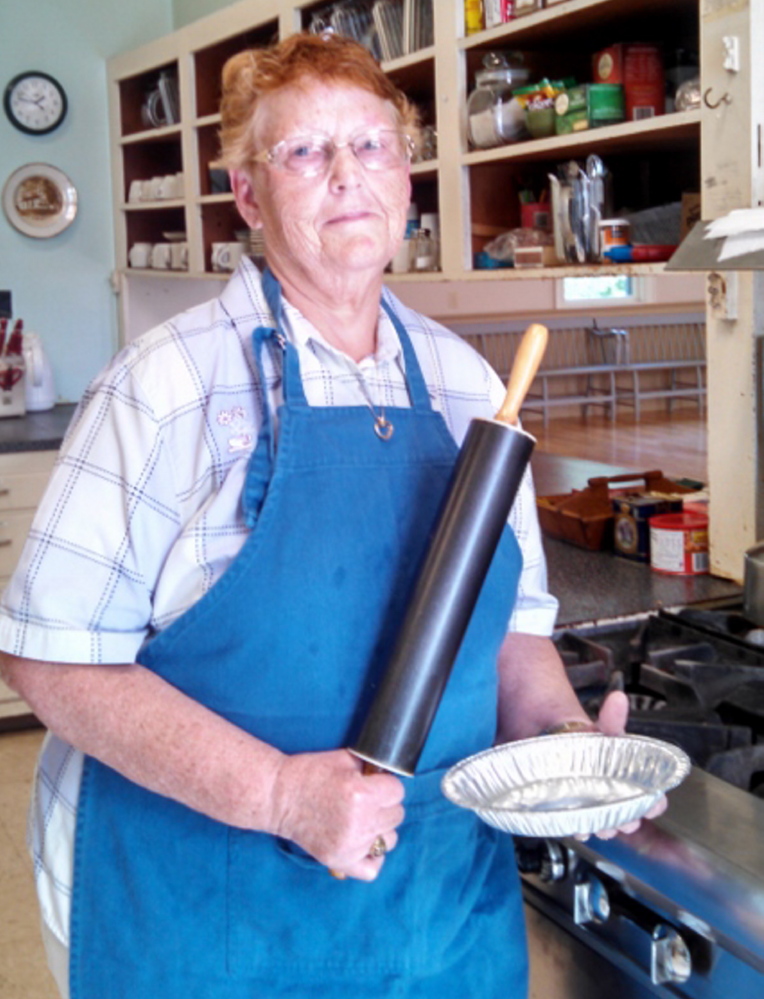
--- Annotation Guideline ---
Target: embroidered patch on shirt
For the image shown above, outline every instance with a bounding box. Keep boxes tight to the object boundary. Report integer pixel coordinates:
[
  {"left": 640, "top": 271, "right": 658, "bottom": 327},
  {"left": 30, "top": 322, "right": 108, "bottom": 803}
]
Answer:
[{"left": 217, "top": 406, "right": 255, "bottom": 453}]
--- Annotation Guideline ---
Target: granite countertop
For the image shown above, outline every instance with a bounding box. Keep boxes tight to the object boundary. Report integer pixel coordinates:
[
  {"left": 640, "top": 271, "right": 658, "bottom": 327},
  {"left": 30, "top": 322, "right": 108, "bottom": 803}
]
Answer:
[
  {"left": 0, "top": 404, "right": 75, "bottom": 453},
  {"left": 531, "top": 451, "right": 743, "bottom": 627}
]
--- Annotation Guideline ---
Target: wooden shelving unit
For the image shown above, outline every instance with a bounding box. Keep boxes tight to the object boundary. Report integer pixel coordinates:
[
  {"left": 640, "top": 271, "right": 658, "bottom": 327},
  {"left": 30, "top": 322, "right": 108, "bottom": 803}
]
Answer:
[{"left": 107, "top": 0, "right": 701, "bottom": 284}]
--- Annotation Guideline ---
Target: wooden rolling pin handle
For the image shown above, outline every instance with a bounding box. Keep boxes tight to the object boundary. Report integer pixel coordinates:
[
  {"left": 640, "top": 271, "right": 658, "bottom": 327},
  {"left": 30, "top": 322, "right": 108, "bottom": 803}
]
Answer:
[{"left": 495, "top": 323, "right": 549, "bottom": 426}]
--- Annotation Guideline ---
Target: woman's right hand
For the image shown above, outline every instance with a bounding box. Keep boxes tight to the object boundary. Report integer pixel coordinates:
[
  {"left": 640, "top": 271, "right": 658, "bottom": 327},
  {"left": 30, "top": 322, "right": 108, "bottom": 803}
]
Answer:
[{"left": 269, "top": 749, "right": 405, "bottom": 880}]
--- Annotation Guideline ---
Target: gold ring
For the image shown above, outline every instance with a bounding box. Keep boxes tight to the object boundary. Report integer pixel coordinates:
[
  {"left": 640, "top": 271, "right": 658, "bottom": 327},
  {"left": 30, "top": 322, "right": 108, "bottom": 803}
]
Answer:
[{"left": 367, "top": 835, "right": 387, "bottom": 859}]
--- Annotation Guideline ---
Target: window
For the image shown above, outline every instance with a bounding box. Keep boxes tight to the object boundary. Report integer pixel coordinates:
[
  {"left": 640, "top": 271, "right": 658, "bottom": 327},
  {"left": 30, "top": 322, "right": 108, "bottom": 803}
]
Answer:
[{"left": 555, "top": 274, "right": 650, "bottom": 309}]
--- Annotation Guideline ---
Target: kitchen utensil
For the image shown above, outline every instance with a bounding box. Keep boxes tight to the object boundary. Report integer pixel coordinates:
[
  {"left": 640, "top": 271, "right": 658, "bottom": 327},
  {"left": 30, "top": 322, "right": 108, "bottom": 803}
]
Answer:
[
  {"left": 743, "top": 541, "right": 764, "bottom": 626},
  {"left": 549, "top": 159, "right": 607, "bottom": 263},
  {"left": 350, "top": 323, "right": 548, "bottom": 777},
  {"left": 442, "top": 732, "right": 691, "bottom": 837},
  {"left": 22, "top": 332, "right": 56, "bottom": 411}
]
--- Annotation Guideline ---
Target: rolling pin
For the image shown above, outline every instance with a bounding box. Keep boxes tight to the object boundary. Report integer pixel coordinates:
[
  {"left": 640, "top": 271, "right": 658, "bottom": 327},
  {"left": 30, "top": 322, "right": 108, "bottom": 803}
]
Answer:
[{"left": 350, "top": 322, "right": 549, "bottom": 777}]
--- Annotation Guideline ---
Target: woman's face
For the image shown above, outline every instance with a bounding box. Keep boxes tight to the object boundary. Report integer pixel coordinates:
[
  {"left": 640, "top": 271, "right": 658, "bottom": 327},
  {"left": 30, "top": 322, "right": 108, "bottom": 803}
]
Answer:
[{"left": 230, "top": 80, "right": 412, "bottom": 287}]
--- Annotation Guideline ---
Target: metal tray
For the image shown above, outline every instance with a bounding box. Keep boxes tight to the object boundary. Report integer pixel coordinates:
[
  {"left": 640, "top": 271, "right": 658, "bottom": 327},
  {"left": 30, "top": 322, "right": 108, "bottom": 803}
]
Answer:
[{"left": 441, "top": 733, "right": 690, "bottom": 837}]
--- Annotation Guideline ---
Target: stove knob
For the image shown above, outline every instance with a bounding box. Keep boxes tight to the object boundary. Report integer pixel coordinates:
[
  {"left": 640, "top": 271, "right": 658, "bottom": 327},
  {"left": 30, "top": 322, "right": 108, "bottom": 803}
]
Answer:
[
  {"left": 514, "top": 839, "right": 567, "bottom": 882},
  {"left": 651, "top": 925, "right": 692, "bottom": 985},
  {"left": 574, "top": 875, "right": 611, "bottom": 925},
  {"left": 539, "top": 840, "right": 567, "bottom": 883}
]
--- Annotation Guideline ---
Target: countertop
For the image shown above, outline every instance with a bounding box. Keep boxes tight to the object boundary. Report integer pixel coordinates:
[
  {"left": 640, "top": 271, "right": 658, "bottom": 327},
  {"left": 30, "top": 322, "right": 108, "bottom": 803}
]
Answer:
[
  {"left": 530, "top": 450, "right": 742, "bottom": 627},
  {"left": 0, "top": 410, "right": 743, "bottom": 623},
  {"left": 0, "top": 404, "right": 75, "bottom": 453}
]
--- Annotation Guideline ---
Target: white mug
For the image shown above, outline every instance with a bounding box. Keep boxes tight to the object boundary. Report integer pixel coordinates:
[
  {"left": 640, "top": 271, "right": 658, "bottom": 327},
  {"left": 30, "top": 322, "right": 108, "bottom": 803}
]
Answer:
[
  {"left": 128, "top": 180, "right": 146, "bottom": 203},
  {"left": 211, "top": 241, "right": 244, "bottom": 272},
  {"left": 157, "top": 175, "right": 176, "bottom": 199},
  {"left": 170, "top": 241, "right": 189, "bottom": 270},
  {"left": 129, "top": 242, "right": 153, "bottom": 268},
  {"left": 147, "top": 176, "right": 165, "bottom": 201},
  {"left": 151, "top": 242, "right": 172, "bottom": 269}
]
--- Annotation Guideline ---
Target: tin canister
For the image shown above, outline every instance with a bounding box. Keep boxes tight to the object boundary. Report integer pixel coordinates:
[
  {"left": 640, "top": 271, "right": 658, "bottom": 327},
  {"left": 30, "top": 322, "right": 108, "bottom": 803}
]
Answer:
[
  {"left": 588, "top": 84, "right": 625, "bottom": 126},
  {"left": 649, "top": 511, "right": 709, "bottom": 575},
  {"left": 613, "top": 495, "right": 682, "bottom": 563}
]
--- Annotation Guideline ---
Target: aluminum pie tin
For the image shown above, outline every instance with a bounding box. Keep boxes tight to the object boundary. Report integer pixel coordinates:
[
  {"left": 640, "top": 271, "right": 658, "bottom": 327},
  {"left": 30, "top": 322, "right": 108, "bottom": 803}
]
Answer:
[{"left": 441, "top": 733, "right": 691, "bottom": 838}]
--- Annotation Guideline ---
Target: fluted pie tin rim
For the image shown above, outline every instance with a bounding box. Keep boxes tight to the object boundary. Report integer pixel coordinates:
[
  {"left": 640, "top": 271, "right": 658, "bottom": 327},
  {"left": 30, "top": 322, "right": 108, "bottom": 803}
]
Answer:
[{"left": 441, "top": 732, "right": 691, "bottom": 838}]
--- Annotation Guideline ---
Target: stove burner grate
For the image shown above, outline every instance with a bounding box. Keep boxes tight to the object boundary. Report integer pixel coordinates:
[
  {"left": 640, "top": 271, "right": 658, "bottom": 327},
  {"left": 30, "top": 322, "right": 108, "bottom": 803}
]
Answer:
[{"left": 555, "top": 609, "right": 764, "bottom": 795}]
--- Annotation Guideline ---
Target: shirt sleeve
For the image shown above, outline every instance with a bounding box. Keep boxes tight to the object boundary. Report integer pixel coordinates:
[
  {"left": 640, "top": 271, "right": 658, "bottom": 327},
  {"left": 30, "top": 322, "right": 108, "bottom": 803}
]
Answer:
[
  {"left": 482, "top": 354, "right": 559, "bottom": 637},
  {"left": 0, "top": 357, "right": 181, "bottom": 665}
]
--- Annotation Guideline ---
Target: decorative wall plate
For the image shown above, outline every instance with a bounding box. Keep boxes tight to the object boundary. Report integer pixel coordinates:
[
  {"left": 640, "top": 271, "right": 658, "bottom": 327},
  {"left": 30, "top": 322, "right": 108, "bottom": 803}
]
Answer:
[{"left": 2, "top": 163, "right": 77, "bottom": 238}]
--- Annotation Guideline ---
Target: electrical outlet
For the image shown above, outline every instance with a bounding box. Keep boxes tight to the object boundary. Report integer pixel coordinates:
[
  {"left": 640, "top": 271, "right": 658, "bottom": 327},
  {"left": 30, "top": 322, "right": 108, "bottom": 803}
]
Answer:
[{"left": 722, "top": 35, "right": 740, "bottom": 73}]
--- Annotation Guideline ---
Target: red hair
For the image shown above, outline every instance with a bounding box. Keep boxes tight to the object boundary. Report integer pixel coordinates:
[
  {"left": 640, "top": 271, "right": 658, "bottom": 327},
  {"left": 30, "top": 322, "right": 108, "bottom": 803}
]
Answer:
[{"left": 219, "top": 32, "right": 419, "bottom": 172}]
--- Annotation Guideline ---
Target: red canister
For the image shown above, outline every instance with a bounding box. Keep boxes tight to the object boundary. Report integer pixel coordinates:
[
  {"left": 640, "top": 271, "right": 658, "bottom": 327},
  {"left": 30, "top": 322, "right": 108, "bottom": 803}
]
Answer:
[{"left": 649, "top": 511, "right": 709, "bottom": 575}]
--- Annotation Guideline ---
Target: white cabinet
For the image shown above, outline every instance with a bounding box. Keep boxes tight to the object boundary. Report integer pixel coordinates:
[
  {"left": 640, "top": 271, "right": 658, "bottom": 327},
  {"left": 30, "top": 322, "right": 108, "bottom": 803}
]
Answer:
[{"left": 0, "top": 449, "right": 56, "bottom": 728}]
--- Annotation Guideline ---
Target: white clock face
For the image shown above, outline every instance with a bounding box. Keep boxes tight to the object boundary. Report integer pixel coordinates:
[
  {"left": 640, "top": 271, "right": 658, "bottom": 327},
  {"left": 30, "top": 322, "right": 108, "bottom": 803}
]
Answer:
[{"left": 5, "top": 73, "right": 67, "bottom": 135}]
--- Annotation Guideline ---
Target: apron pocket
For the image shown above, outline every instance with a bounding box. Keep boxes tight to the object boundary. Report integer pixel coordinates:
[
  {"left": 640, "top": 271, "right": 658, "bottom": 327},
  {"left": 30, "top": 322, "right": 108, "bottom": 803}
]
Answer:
[{"left": 225, "top": 769, "right": 513, "bottom": 983}]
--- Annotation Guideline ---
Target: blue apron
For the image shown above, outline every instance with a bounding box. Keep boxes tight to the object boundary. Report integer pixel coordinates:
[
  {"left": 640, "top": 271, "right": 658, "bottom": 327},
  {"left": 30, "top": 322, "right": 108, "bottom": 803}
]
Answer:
[{"left": 69, "top": 271, "right": 528, "bottom": 998}]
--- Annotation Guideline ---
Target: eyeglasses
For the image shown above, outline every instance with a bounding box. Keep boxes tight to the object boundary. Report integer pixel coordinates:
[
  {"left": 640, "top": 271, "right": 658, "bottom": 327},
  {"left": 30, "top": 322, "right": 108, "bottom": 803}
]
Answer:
[{"left": 253, "top": 128, "right": 415, "bottom": 178}]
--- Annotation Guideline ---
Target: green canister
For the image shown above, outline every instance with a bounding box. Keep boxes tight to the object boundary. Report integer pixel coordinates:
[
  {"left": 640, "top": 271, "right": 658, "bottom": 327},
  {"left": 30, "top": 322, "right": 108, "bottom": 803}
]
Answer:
[{"left": 588, "top": 83, "right": 625, "bottom": 127}]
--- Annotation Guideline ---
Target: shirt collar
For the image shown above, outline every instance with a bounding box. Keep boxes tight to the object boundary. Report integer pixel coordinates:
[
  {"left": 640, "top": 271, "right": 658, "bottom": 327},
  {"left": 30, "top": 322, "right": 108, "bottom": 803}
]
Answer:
[{"left": 280, "top": 295, "right": 402, "bottom": 368}]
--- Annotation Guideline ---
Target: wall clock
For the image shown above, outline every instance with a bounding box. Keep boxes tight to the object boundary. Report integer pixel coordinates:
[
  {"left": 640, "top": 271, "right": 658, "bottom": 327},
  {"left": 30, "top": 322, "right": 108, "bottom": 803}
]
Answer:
[{"left": 4, "top": 71, "right": 68, "bottom": 135}]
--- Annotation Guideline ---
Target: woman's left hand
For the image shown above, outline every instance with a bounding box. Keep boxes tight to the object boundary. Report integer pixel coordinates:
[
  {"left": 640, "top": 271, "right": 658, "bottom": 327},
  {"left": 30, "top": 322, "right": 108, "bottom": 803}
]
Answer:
[{"left": 580, "top": 689, "right": 667, "bottom": 840}]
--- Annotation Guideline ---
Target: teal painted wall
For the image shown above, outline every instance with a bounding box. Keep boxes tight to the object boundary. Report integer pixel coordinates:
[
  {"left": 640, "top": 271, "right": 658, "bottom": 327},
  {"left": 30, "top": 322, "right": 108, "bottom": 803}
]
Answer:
[
  {"left": 172, "top": 0, "right": 235, "bottom": 29},
  {"left": 0, "top": 0, "right": 173, "bottom": 402}
]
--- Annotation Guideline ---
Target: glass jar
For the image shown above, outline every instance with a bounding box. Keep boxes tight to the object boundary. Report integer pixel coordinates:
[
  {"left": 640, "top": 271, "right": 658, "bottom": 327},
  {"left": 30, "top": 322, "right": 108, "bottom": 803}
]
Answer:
[
  {"left": 467, "top": 52, "right": 529, "bottom": 149},
  {"left": 409, "top": 228, "right": 438, "bottom": 272}
]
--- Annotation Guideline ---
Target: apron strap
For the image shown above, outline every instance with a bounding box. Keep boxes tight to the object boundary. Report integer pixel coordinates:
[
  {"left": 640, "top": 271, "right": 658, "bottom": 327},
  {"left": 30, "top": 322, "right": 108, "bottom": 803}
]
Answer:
[
  {"left": 380, "top": 296, "right": 433, "bottom": 414},
  {"left": 242, "top": 268, "right": 309, "bottom": 526},
  {"left": 243, "top": 269, "right": 437, "bottom": 526}
]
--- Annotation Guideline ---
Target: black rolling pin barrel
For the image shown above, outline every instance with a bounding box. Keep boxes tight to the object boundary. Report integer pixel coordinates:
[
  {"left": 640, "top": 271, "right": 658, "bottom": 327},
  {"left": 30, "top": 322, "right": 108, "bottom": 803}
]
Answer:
[{"left": 351, "top": 323, "right": 549, "bottom": 777}]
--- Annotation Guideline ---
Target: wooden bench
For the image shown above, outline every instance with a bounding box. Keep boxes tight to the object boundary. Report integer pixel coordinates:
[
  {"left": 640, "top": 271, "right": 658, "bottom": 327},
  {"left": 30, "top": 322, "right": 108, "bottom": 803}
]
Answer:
[{"left": 455, "top": 316, "right": 706, "bottom": 427}]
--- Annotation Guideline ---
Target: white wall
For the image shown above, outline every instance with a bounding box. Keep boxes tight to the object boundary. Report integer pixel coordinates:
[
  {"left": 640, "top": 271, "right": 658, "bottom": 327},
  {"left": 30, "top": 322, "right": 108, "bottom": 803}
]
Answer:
[{"left": 0, "top": 0, "right": 173, "bottom": 403}]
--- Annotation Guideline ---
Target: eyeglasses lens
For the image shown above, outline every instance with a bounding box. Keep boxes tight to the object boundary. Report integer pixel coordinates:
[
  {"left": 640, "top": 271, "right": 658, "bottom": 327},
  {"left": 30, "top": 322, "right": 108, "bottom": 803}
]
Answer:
[{"left": 276, "top": 131, "right": 410, "bottom": 176}]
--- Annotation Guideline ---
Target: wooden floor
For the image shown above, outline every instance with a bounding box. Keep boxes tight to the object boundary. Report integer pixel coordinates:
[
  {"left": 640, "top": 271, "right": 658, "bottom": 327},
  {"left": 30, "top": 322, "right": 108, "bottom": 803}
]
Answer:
[{"left": 524, "top": 407, "right": 707, "bottom": 485}]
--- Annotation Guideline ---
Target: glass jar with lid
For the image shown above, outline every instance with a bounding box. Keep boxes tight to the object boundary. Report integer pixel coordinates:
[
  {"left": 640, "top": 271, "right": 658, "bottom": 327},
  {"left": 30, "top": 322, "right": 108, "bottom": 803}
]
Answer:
[{"left": 467, "top": 52, "right": 529, "bottom": 149}]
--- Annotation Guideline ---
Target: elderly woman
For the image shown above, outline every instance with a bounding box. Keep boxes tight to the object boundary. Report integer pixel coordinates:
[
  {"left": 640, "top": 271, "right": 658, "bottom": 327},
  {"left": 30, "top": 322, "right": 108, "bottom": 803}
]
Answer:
[{"left": 0, "top": 31, "right": 655, "bottom": 999}]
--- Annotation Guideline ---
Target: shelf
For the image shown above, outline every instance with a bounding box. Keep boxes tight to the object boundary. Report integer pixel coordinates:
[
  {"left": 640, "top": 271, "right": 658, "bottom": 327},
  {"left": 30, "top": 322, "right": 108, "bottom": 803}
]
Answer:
[
  {"left": 387, "top": 261, "right": 669, "bottom": 282},
  {"left": 122, "top": 199, "right": 186, "bottom": 211},
  {"left": 460, "top": 0, "right": 697, "bottom": 52},
  {"left": 120, "top": 124, "right": 182, "bottom": 145},
  {"left": 410, "top": 158, "right": 438, "bottom": 178},
  {"left": 464, "top": 110, "right": 701, "bottom": 166},
  {"left": 382, "top": 45, "right": 436, "bottom": 74},
  {"left": 198, "top": 193, "right": 235, "bottom": 205}
]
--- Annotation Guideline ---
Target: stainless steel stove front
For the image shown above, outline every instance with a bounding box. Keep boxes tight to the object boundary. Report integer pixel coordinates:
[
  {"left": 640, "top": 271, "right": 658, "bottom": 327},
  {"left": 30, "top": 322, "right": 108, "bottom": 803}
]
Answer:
[{"left": 519, "top": 766, "right": 764, "bottom": 998}]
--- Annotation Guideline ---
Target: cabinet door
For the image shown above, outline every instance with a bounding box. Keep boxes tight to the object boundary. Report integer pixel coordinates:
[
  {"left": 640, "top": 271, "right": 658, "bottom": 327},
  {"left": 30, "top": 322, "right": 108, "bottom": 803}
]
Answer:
[{"left": 0, "top": 449, "right": 56, "bottom": 729}]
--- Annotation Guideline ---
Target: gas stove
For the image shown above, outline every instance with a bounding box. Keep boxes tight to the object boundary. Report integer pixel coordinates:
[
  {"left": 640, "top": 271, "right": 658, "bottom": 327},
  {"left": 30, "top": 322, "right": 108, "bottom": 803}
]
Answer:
[
  {"left": 556, "top": 599, "right": 764, "bottom": 795},
  {"left": 518, "top": 600, "right": 764, "bottom": 999}
]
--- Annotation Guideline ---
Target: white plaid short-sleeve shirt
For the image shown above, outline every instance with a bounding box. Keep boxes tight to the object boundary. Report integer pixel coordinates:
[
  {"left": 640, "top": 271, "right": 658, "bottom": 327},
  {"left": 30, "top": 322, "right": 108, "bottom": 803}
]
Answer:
[{"left": 0, "top": 259, "right": 557, "bottom": 944}]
